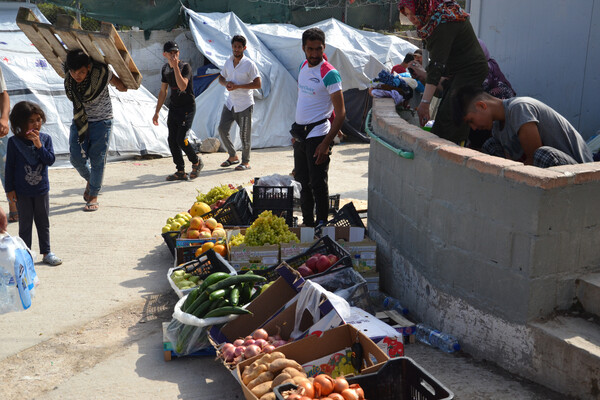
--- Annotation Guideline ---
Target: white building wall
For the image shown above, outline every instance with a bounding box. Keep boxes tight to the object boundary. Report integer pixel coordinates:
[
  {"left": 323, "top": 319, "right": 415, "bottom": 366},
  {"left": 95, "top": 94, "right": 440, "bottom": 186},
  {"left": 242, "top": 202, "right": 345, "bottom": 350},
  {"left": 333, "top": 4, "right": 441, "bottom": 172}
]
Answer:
[{"left": 470, "top": 0, "right": 599, "bottom": 138}]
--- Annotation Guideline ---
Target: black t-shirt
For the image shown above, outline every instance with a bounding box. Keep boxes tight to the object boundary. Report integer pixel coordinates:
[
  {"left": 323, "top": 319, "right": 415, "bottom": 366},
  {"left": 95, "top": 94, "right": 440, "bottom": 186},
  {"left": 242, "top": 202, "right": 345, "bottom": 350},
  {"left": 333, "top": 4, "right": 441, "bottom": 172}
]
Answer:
[{"left": 161, "top": 62, "right": 195, "bottom": 109}]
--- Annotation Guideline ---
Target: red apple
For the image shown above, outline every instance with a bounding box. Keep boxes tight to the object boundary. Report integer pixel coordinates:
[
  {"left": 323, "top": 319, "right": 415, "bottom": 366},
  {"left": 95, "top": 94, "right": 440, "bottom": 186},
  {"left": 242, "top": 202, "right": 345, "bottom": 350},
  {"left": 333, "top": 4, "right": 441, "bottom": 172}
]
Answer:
[
  {"left": 316, "top": 255, "right": 331, "bottom": 273},
  {"left": 298, "top": 265, "right": 313, "bottom": 277},
  {"left": 306, "top": 256, "right": 319, "bottom": 273},
  {"left": 327, "top": 254, "right": 339, "bottom": 266}
]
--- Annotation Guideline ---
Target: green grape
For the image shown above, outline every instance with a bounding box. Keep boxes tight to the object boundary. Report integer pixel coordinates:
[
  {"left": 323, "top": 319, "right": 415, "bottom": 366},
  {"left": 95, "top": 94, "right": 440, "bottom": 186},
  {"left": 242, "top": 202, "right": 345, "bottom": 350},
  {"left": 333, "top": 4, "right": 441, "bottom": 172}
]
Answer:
[
  {"left": 243, "top": 210, "right": 299, "bottom": 246},
  {"left": 196, "top": 185, "right": 238, "bottom": 205}
]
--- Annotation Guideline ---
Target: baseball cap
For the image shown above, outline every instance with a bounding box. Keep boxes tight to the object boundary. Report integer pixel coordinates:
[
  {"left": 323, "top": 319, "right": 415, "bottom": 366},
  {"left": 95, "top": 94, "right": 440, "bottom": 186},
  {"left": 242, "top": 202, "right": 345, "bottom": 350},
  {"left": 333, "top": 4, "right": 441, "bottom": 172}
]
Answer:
[{"left": 163, "top": 41, "right": 179, "bottom": 53}]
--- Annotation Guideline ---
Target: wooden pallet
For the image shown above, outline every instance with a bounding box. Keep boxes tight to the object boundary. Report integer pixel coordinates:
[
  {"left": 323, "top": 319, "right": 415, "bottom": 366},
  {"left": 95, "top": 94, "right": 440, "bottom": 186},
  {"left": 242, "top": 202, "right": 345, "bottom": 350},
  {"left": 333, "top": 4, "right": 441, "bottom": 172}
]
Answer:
[
  {"left": 376, "top": 310, "right": 416, "bottom": 344},
  {"left": 16, "top": 7, "right": 141, "bottom": 89}
]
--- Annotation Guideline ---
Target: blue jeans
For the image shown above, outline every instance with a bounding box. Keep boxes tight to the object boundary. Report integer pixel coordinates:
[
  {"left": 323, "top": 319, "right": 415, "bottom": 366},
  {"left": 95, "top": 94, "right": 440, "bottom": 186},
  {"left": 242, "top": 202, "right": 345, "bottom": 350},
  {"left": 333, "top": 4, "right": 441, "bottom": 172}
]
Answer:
[{"left": 69, "top": 120, "right": 112, "bottom": 197}]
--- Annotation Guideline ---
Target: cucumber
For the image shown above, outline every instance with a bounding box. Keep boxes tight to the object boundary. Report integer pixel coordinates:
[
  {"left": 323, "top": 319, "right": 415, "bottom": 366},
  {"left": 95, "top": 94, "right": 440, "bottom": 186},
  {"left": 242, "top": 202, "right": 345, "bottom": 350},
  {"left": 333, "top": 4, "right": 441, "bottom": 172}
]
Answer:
[
  {"left": 184, "top": 291, "right": 209, "bottom": 315},
  {"left": 204, "top": 306, "right": 253, "bottom": 318},
  {"left": 209, "top": 289, "right": 227, "bottom": 302},
  {"left": 239, "top": 282, "right": 252, "bottom": 305},
  {"left": 207, "top": 297, "right": 227, "bottom": 313},
  {"left": 191, "top": 298, "right": 212, "bottom": 318},
  {"left": 181, "top": 287, "right": 200, "bottom": 312},
  {"left": 205, "top": 275, "right": 266, "bottom": 294},
  {"left": 198, "top": 272, "right": 231, "bottom": 292},
  {"left": 230, "top": 287, "right": 240, "bottom": 306}
]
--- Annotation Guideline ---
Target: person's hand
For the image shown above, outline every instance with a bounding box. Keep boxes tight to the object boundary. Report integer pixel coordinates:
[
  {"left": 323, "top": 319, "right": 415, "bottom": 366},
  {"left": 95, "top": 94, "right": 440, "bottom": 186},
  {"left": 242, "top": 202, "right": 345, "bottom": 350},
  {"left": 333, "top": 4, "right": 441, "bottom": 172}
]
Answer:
[
  {"left": 7, "top": 191, "right": 17, "bottom": 205},
  {"left": 226, "top": 81, "right": 235, "bottom": 91},
  {"left": 0, "top": 206, "right": 7, "bottom": 233},
  {"left": 152, "top": 113, "right": 159, "bottom": 126},
  {"left": 417, "top": 101, "right": 430, "bottom": 127},
  {"left": 408, "top": 61, "right": 427, "bottom": 82},
  {"left": 313, "top": 140, "right": 331, "bottom": 165},
  {"left": 0, "top": 117, "right": 8, "bottom": 138},
  {"left": 25, "top": 129, "right": 42, "bottom": 148},
  {"left": 168, "top": 52, "right": 179, "bottom": 68}
]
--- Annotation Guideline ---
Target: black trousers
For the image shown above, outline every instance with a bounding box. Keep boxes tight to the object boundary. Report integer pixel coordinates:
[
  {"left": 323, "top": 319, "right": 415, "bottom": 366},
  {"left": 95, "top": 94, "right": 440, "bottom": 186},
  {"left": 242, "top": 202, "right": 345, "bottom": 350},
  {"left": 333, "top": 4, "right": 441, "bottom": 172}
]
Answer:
[
  {"left": 17, "top": 193, "right": 51, "bottom": 254},
  {"left": 293, "top": 136, "right": 331, "bottom": 226},
  {"left": 167, "top": 107, "right": 199, "bottom": 171}
]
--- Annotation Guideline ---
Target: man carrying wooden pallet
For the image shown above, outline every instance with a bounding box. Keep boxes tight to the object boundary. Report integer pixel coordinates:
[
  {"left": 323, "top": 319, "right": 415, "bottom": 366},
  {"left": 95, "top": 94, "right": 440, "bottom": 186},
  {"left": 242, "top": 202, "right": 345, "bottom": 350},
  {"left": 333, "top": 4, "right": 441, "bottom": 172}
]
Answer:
[{"left": 64, "top": 49, "right": 127, "bottom": 212}]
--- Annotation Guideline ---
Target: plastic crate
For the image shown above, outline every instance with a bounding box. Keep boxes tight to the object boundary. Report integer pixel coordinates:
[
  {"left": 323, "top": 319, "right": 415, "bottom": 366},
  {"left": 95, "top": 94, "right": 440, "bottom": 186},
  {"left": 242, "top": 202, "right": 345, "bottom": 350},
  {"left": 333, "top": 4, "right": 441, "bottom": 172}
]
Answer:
[
  {"left": 316, "top": 201, "right": 366, "bottom": 237},
  {"left": 283, "top": 235, "right": 353, "bottom": 279},
  {"left": 162, "top": 231, "right": 179, "bottom": 257},
  {"left": 180, "top": 249, "right": 235, "bottom": 277},
  {"left": 200, "top": 188, "right": 253, "bottom": 227},
  {"left": 253, "top": 184, "right": 295, "bottom": 226},
  {"left": 274, "top": 357, "right": 454, "bottom": 400},
  {"left": 293, "top": 193, "right": 340, "bottom": 216}
]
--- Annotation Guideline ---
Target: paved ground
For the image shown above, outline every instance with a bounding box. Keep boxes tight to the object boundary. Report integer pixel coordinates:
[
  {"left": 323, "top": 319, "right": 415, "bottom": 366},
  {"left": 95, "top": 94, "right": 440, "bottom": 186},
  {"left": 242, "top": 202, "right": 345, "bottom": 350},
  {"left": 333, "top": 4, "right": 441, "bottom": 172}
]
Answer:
[{"left": 0, "top": 143, "right": 566, "bottom": 399}]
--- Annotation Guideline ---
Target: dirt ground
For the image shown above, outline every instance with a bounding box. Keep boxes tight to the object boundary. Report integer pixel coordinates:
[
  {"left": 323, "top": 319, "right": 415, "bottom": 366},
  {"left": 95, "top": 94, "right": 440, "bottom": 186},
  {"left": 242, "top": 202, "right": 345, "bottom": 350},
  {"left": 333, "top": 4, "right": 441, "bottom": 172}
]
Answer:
[{"left": 0, "top": 143, "right": 567, "bottom": 399}]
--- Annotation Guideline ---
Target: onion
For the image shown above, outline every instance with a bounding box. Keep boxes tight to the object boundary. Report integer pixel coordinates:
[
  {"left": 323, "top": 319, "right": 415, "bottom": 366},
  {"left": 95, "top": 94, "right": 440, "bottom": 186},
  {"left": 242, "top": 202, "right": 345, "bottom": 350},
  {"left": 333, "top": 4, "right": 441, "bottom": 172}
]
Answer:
[
  {"left": 254, "top": 338, "right": 268, "bottom": 349},
  {"left": 314, "top": 374, "right": 335, "bottom": 396},
  {"left": 245, "top": 335, "right": 254, "bottom": 341},
  {"left": 244, "top": 338, "right": 256, "bottom": 346},
  {"left": 298, "top": 397, "right": 312, "bottom": 400},
  {"left": 341, "top": 388, "right": 359, "bottom": 400},
  {"left": 297, "top": 380, "right": 314, "bottom": 398},
  {"left": 333, "top": 376, "right": 349, "bottom": 393},
  {"left": 222, "top": 347, "right": 235, "bottom": 362},
  {"left": 252, "top": 328, "right": 269, "bottom": 341},
  {"left": 234, "top": 346, "right": 246, "bottom": 357},
  {"left": 221, "top": 342, "right": 235, "bottom": 352},
  {"left": 286, "top": 395, "right": 302, "bottom": 400},
  {"left": 262, "top": 344, "right": 275, "bottom": 353},
  {"left": 328, "top": 394, "right": 345, "bottom": 400},
  {"left": 272, "top": 339, "right": 287, "bottom": 347},
  {"left": 233, "top": 338, "right": 245, "bottom": 347},
  {"left": 244, "top": 344, "right": 262, "bottom": 359},
  {"left": 349, "top": 384, "right": 364, "bottom": 399},
  {"left": 267, "top": 335, "right": 275, "bottom": 343}
]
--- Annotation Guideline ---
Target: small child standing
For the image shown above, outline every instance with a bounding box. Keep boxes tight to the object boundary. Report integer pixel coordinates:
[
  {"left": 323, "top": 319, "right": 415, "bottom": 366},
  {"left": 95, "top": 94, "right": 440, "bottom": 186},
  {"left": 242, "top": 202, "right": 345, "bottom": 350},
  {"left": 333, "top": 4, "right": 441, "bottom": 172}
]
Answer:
[{"left": 5, "top": 101, "right": 61, "bottom": 266}]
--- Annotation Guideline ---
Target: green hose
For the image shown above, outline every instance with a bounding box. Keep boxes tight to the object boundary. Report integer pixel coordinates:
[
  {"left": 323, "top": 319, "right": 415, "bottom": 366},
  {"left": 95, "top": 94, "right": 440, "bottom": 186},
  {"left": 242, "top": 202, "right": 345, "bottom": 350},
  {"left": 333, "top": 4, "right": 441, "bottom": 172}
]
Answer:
[{"left": 365, "top": 109, "right": 415, "bottom": 160}]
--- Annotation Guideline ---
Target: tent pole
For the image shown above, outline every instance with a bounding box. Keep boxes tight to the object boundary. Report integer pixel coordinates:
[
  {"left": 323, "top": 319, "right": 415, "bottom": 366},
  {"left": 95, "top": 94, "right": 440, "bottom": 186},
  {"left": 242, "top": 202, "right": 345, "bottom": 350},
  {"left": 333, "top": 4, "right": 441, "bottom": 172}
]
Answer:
[{"left": 76, "top": 1, "right": 81, "bottom": 25}]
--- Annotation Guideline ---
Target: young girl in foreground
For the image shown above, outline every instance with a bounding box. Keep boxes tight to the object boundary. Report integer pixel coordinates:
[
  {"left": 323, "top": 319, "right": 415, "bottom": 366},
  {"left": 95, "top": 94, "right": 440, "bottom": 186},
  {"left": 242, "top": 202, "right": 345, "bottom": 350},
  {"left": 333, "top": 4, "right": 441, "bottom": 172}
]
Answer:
[{"left": 5, "top": 101, "right": 62, "bottom": 266}]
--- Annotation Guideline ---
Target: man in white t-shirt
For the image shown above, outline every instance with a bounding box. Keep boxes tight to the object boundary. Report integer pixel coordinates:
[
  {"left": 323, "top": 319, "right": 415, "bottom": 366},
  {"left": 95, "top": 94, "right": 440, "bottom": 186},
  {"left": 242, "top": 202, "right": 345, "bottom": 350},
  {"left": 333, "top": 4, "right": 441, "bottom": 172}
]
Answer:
[
  {"left": 218, "top": 35, "right": 261, "bottom": 171},
  {"left": 291, "top": 28, "right": 346, "bottom": 226}
]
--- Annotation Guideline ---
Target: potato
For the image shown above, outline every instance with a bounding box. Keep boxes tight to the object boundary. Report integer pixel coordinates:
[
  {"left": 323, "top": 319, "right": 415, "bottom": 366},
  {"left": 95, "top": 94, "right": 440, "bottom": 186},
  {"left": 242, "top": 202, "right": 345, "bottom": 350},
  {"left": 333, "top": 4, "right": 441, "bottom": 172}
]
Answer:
[
  {"left": 248, "top": 371, "right": 275, "bottom": 390},
  {"left": 271, "top": 372, "right": 291, "bottom": 389},
  {"left": 243, "top": 364, "right": 268, "bottom": 385},
  {"left": 282, "top": 367, "right": 307, "bottom": 379},
  {"left": 261, "top": 351, "right": 285, "bottom": 364},
  {"left": 251, "top": 381, "right": 274, "bottom": 398},
  {"left": 259, "top": 393, "right": 276, "bottom": 400},
  {"left": 268, "top": 358, "right": 302, "bottom": 374},
  {"left": 292, "top": 376, "right": 309, "bottom": 385}
]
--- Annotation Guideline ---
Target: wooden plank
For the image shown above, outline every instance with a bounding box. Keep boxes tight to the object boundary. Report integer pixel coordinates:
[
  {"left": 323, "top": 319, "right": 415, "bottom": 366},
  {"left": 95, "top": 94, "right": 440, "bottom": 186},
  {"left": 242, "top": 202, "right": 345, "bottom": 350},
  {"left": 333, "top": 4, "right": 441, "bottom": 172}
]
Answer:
[{"left": 100, "top": 22, "right": 142, "bottom": 87}]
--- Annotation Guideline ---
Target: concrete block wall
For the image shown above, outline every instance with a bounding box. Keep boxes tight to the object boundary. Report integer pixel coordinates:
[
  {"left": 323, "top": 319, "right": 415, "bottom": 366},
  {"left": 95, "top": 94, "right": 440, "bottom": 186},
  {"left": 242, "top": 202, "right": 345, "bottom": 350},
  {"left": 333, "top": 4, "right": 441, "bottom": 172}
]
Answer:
[{"left": 369, "top": 98, "right": 600, "bottom": 325}]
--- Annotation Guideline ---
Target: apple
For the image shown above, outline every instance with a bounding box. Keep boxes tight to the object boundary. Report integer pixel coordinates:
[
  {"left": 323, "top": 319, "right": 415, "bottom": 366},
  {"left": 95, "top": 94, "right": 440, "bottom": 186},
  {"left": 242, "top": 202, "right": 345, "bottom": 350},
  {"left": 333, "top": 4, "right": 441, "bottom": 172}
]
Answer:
[
  {"left": 189, "top": 217, "right": 204, "bottom": 230},
  {"left": 316, "top": 255, "right": 331, "bottom": 273},
  {"left": 205, "top": 217, "right": 218, "bottom": 231},
  {"left": 187, "top": 229, "right": 200, "bottom": 239},
  {"left": 327, "top": 254, "right": 339, "bottom": 266},
  {"left": 306, "top": 256, "right": 319, "bottom": 273},
  {"left": 212, "top": 228, "right": 226, "bottom": 239},
  {"left": 198, "top": 231, "right": 212, "bottom": 239},
  {"left": 298, "top": 265, "right": 313, "bottom": 277}
]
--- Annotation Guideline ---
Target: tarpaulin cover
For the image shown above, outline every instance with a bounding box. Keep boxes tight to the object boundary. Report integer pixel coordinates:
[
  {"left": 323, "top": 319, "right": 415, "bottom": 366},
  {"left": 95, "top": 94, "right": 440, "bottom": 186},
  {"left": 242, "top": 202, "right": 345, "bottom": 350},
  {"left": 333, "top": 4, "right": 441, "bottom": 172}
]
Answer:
[
  {"left": 0, "top": 3, "right": 171, "bottom": 157},
  {"left": 184, "top": 8, "right": 416, "bottom": 148}
]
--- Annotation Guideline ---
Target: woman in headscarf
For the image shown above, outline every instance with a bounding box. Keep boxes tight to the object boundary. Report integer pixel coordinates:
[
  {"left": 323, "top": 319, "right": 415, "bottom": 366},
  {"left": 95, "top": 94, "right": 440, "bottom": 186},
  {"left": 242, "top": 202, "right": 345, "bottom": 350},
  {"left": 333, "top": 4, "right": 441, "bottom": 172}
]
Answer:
[
  {"left": 398, "top": 0, "right": 488, "bottom": 145},
  {"left": 478, "top": 39, "right": 516, "bottom": 100}
]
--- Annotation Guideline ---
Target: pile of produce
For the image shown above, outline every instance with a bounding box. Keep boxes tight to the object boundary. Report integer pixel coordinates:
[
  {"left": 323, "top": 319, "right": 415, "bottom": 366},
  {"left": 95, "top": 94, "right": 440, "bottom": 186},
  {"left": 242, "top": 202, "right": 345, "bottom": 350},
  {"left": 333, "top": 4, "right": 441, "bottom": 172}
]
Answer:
[
  {"left": 241, "top": 352, "right": 308, "bottom": 400},
  {"left": 217, "top": 328, "right": 289, "bottom": 367},
  {"left": 297, "top": 254, "right": 340, "bottom": 277},
  {"left": 170, "top": 269, "right": 202, "bottom": 290},
  {"left": 162, "top": 211, "right": 192, "bottom": 233},
  {"left": 234, "top": 210, "right": 299, "bottom": 247},
  {"left": 180, "top": 216, "right": 225, "bottom": 240},
  {"left": 175, "top": 272, "right": 266, "bottom": 353},
  {"left": 279, "top": 373, "right": 365, "bottom": 400},
  {"left": 196, "top": 184, "right": 238, "bottom": 206}
]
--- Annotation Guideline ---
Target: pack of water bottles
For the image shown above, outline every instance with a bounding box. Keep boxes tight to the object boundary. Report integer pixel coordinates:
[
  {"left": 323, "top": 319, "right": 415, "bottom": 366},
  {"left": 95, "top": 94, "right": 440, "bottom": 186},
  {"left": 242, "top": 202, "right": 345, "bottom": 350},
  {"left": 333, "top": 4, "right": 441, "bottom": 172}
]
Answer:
[{"left": 0, "top": 233, "right": 40, "bottom": 314}]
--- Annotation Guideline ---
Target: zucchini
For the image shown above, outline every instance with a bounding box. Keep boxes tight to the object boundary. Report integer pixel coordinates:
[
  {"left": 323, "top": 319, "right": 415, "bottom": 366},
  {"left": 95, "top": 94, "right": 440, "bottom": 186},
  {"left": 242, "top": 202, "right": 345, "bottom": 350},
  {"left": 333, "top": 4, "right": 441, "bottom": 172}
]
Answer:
[
  {"left": 230, "top": 287, "right": 240, "bottom": 306},
  {"left": 204, "top": 306, "right": 253, "bottom": 319},
  {"left": 184, "top": 291, "right": 209, "bottom": 315},
  {"left": 181, "top": 287, "right": 200, "bottom": 312},
  {"left": 198, "top": 272, "right": 231, "bottom": 292},
  {"left": 209, "top": 289, "right": 228, "bottom": 302},
  {"left": 191, "top": 298, "right": 212, "bottom": 318},
  {"left": 205, "top": 275, "right": 266, "bottom": 294}
]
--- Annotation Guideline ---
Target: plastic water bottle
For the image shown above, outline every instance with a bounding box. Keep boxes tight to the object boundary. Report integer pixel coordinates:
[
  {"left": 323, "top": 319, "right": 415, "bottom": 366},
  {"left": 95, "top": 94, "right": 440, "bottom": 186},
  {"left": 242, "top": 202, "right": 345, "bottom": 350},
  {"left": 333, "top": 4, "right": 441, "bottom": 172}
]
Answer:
[
  {"left": 416, "top": 323, "right": 460, "bottom": 353},
  {"left": 0, "top": 270, "right": 17, "bottom": 312},
  {"left": 382, "top": 296, "right": 408, "bottom": 315}
]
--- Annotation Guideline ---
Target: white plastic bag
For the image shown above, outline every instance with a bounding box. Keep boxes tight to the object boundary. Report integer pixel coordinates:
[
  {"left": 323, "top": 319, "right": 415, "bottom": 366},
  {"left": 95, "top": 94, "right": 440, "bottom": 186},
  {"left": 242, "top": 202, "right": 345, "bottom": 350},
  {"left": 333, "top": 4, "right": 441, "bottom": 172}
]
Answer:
[
  {"left": 290, "top": 280, "right": 351, "bottom": 340},
  {"left": 0, "top": 234, "right": 39, "bottom": 314},
  {"left": 166, "top": 294, "right": 241, "bottom": 356},
  {"left": 255, "top": 173, "right": 302, "bottom": 199}
]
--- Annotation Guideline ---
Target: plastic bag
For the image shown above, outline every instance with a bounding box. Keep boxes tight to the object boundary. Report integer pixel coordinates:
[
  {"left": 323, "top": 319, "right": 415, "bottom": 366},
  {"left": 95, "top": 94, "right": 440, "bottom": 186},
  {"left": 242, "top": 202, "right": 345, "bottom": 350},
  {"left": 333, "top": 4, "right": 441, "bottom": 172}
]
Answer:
[
  {"left": 0, "top": 234, "right": 39, "bottom": 314},
  {"left": 310, "top": 266, "right": 374, "bottom": 315},
  {"left": 290, "top": 280, "right": 351, "bottom": 340},
  {"left": 255, "top": 174, "right": 302, "bottom": 199},
  {"left": 166, "top": 294, "right": 241, "bottom": 356}
]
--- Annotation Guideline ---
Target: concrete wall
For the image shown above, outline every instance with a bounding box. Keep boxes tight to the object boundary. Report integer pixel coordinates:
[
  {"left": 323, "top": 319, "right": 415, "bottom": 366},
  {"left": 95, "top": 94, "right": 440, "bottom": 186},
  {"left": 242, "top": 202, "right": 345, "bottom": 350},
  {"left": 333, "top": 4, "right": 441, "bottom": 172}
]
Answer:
[
  {"left": 119, "top": 29, "right": 205, "bottom": 98},
  {"left": 369, "top": 98, "right": 600, "bottom": 326}
]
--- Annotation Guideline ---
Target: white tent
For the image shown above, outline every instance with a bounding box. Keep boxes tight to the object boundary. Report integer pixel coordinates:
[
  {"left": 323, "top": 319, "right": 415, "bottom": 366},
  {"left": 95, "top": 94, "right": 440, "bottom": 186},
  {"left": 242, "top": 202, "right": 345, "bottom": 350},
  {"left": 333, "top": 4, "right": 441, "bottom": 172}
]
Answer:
[
  {"left": 0, "top": 3, "right": 171, "bottom": 157},
  {"left": 184, "top": 8, "right": 417, "bottom": 148}
]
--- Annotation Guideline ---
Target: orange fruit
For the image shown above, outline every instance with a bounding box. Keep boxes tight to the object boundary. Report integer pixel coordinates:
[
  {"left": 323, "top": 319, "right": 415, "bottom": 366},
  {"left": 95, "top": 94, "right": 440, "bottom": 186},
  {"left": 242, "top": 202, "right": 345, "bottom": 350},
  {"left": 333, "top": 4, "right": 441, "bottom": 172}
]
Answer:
[
  {"left": 213, "top": 244, "right": 227, "bottom": 257},
  {"left": 195, "top": 241, "right": 215, "bottom": 257}
]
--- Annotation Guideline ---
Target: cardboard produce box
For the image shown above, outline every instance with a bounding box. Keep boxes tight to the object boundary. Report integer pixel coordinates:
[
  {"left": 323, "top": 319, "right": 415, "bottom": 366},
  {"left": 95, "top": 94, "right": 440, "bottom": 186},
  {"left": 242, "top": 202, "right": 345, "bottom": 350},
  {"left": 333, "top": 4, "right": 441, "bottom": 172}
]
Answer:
[
  {"left": 280, "top": 227, "right": 316, "bottom": 259},
  {"left": 236, "top": 324, "right": 390, "bottom": 400},
  {"left": 227, "top": 228, "right": 280, "bottom": 271},
  {"left": 339, "top": 239, "right": 377, "bottom": 274}
]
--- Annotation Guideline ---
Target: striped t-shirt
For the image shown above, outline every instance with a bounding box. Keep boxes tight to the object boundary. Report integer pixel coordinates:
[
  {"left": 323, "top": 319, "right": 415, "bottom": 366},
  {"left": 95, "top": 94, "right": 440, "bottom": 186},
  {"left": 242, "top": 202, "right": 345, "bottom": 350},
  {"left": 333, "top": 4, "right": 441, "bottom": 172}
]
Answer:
[{"left": 85, "top": 70, "right": 113, "bottom": 122}]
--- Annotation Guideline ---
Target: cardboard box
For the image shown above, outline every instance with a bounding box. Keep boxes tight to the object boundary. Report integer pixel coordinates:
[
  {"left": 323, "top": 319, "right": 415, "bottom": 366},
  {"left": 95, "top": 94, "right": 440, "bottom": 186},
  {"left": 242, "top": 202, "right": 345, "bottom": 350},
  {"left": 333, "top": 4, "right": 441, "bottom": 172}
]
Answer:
[
  {"left": 236, "top": 324, "right": 390, "bottom": 400},
  {"left": 174, "top": 239, "right": 218, "bottom": 266},
  {"left": 280, "top": 227, "right": 317, "bottom": 259},
  {"left": 339, "top": 239, "right": 377, "bottom": 274},
  {"left": 320, "top": 226, "right": 365, "bottom": 242},
  {"left": 227, "top": 228, "right": 280, "bottom": 271}
]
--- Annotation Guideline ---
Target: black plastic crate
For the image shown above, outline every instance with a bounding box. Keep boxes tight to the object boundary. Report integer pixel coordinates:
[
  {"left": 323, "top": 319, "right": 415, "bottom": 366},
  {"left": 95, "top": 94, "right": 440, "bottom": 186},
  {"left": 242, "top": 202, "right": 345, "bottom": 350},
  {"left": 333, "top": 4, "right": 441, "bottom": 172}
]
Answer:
[
  {"left": 316, "top": 201, "right": 366, "bottom": 237},
  {"left": 176, "top": 249, "right": 236, "bottom": 277},
  {"left": 274, "top": 357, "right": 454, "bottom": 400},
  {"left": 162, "top": 231, "right": 179, "bottom": 257},
  {"left": 201, "top": 188, "right": 253, "bottom": 226},
  {"left": 293, "top": 193, "right": 340, "bottom": 216},
  {"left": 283, "top": 235, "right": 353, "bottom": 278},
  {"left": 253, "top": 184, "right": 294, "bottom": 210}
]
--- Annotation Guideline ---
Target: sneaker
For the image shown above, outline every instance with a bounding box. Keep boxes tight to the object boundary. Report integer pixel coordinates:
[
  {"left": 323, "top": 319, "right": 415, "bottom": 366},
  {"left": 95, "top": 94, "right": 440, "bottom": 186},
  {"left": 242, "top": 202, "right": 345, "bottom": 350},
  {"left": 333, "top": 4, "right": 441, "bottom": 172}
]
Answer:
[{"left": 43, "top": 252, "right": 62, "bottom": 266}]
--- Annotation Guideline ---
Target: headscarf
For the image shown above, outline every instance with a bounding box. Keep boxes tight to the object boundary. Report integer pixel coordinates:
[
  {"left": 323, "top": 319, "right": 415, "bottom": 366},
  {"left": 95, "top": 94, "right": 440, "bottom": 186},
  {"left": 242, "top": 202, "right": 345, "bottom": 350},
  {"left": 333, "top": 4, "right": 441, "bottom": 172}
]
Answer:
[
  {"left": 398, "top": 0, "right": 469, "bottom": 39},
  {"left": 478, "top": 39, "right": 516, "bottom": 99},
  {"left": 64, "top": 61, "right": 109, "bottom": 144}
]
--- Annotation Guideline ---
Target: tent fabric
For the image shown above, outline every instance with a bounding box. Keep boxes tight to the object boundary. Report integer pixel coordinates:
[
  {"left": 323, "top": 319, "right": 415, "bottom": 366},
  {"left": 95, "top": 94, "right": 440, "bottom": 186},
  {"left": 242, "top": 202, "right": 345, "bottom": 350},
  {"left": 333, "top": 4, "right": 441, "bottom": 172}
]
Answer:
[
  {"left": 184, "top": 8, "right": 417, "bottom": 149},
  {"left": 0, "top": 3, "right": 171, "bottom": 157}
]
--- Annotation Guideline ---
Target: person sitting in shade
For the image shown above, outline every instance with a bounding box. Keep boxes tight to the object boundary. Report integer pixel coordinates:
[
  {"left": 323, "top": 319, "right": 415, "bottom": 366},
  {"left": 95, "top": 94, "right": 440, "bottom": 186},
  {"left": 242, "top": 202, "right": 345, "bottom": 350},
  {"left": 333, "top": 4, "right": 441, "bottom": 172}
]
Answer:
[
  {"left": 392, "top": 53, "right": 415, "bottom": 75},
  {"left": 454, "top": 86, "right": 593, "bottom": 168}
]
